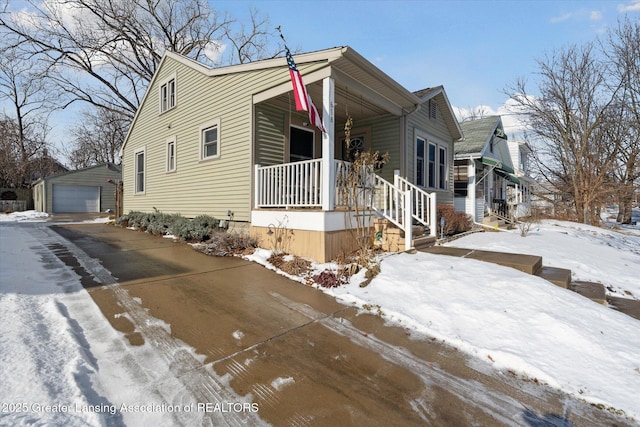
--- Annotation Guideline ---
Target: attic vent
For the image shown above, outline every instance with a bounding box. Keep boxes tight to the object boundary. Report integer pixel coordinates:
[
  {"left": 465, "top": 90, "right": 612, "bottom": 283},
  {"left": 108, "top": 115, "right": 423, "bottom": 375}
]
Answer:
[{"left": 428, "top": 99, "right": 437, "bottom": 119}]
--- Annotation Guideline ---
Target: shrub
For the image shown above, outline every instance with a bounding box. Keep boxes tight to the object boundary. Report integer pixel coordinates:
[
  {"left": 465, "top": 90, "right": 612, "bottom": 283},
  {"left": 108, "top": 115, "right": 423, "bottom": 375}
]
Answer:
[
  {"left": 436, "top": 205, "right": 472, "bottom": 236},
  {"left": 268, "top": 253, "right": 312, "bottom": 276},
  {"left": 174, "top": 214, "right": 219, "bottom": 241},
  {"left": 115, "top": 211, "right": 220, "bottom": 242},
  {"left": 312, "top": 270, "right": 349, "bottom": 288},
  {"left": 124, "top": 211, "right": 151, "bottom": 230},
  {"left": 197, "top": 231, "right": 258, "bottom": 256},
  {"left": 146, "top": 212, "right": 184, "bottom": 236}
]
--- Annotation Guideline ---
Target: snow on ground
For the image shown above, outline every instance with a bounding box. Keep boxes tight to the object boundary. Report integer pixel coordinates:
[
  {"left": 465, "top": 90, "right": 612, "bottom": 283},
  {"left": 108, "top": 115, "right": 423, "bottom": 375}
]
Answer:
[
  {"left": 249, "top": 220, "right": 640, "bottom": 421},
  {"left": 0, "top": 222, "right": 215, "bottom": 426},
  {"left": 445, "top": 219, "right": 640, "bottom": 299},
  {"left": 0, "top": 210, "right": 50, "bottom": 222},
  {"left": 0, "top": 211, "right": 113, "bottom": 224},
  {"left": 2, "top": 212, "right": 640, "bottom": 423}
]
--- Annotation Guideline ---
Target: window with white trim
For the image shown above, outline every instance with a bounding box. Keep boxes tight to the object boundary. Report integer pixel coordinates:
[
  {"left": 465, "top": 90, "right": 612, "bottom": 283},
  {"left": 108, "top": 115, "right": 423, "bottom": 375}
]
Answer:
[
  {"left": 438, "top": 146, "right": 447, "bottom": 190},
  {"left": 166, "top": 137, "right": 176, "bottom": 172},
  {"left": 415, "top": 135, "right": 448, "bottom": 190},
  {"left": 200, "top": 119, "right": 220, "bottom": 160},
  {"left": 134, "top": 148, "right": 145, "bottom": 194},
  {"left": 159, "top": 74, "right": 176, "bottom": 113},
  {"left": 428, "top": 142, "right": 436, "bottom": 188},
  {"left": 416, "top": 138, "right": 425, "bottom": 187}
]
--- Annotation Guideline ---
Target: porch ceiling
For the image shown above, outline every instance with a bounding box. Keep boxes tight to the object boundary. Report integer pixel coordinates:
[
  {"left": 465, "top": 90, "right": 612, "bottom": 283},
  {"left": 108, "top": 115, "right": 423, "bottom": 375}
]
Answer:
[{"left": 268, "top": 82, "right": 390, "bottom": 126}]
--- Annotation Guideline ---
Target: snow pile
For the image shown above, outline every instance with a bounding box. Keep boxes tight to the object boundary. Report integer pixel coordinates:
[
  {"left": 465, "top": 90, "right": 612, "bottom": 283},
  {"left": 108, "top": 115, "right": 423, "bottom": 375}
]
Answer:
[{"left": 0, "top": 210, "right": 49, "bottom": 222}]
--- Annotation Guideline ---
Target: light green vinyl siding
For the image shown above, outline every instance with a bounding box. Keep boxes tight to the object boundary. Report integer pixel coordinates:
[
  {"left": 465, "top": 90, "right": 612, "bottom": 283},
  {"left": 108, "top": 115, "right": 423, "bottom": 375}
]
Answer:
[
  {"left": 364, "top": 115, "right": 402, "bottom": 182},
  {"left": 123, "top": 55, "right": 327, "bottom": 221},
  {"left": 255, "top": 104, "right": 285, "bottom": 166}
]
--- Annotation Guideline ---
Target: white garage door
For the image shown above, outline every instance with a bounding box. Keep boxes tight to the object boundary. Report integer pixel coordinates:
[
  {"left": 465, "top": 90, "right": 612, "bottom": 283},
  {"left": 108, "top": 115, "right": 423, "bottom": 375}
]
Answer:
[{"left": 52, "top": 185, "right": 100, "bottom": 213}]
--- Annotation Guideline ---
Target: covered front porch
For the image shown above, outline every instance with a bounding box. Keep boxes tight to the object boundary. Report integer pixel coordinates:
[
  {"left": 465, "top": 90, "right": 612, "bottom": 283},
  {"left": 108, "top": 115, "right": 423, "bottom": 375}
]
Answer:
[
  {"left": 454, "top": 156, "right": 525, "bottom": 224},
  {"left": 251, "top": 157, "right": 437, "bottom": 261},
  {"left": 248, "top": 50, "right": 437, "bottom": 261}
]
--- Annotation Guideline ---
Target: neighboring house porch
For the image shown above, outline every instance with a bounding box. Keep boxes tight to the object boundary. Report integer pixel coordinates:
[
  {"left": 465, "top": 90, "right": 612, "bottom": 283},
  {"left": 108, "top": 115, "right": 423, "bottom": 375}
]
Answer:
[{"left": 454, "top": 116, "right": 520, "bottom": 225}]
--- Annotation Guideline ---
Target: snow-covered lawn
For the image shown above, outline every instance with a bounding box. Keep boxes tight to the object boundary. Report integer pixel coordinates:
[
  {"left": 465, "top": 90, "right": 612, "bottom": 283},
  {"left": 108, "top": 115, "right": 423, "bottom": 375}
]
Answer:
[
  {"left": 446, "top": 219, "right": 640, "bottom": 299},
  {"left": 2, "top": 211, "right": 640, "bottom": 424},
  {"left": 248, "top": 220, "right": 640, "bottom": 421}
]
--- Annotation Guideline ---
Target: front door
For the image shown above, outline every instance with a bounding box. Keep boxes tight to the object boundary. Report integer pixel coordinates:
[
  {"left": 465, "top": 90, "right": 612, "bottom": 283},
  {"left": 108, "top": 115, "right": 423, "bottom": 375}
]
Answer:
[{"left": 289, "top": 126, "right": 315, "bottom": 162}]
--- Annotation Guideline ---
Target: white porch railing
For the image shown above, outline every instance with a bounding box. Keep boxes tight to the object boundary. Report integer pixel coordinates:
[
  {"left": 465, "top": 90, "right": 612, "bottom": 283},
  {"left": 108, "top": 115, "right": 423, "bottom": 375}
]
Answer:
[
  {"left": 255, "top": 161, "right": 437, "bottom": 250},
  {"left": 254, "top": 159, "right": 323, "bottom": 208},
  {"left": 369, "top": 174, "right": 404, "bottom": 230},
  {"left": 393, "top": 171, "right": 437, "bottom": 237}
]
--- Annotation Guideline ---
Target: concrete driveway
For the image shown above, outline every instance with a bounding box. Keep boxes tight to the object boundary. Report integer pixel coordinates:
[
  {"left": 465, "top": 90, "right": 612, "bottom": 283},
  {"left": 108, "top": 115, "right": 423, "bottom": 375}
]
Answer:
[{"left": 49, "top": 223, "right": 633, "bottom": 426}]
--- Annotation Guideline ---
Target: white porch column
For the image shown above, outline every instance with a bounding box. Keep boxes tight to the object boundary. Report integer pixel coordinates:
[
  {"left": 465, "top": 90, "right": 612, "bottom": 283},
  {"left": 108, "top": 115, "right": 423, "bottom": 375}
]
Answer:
[
  {"left": 321, "top": 77, "right": 335, "bottom": 211},
  {"left": 468, "top": 160, "right": 477, "bottom": 222}
]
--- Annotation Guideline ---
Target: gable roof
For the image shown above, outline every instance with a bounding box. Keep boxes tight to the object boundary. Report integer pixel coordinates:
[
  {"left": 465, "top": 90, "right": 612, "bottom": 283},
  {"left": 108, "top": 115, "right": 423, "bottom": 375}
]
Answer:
[
  {"left": 38, "top": 163, "right": 121, "bottom": 183},
  {"left": 122, "top": 46, "right": 431, "bottom": 155},
  {"left": 456, "top": 115, "right": 502, "bottom": 156},
  {"left": 413, "top": 86, "right": 463, "bottom": 141}
]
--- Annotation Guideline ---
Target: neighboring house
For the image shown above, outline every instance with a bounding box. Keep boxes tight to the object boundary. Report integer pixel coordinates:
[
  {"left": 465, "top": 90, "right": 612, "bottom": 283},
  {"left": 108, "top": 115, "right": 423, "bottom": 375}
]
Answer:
[
  {"left": 33, "top": 163, "right": 122, "bottom": 213},
  {"left": 454, "top": 116, "right": 518, "bottom": 224},
  {"left": 507, "top": 140, "right": 536, "bottom": 218},
  {"left": 120, "top": 46, "right": 462, "bottom": 262}
]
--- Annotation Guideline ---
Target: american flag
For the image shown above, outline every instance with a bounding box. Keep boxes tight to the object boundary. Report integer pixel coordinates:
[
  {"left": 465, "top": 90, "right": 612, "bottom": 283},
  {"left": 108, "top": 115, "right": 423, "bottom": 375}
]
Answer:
[{"left": 286, "top": 49, "right": 327, "bottom": 133}]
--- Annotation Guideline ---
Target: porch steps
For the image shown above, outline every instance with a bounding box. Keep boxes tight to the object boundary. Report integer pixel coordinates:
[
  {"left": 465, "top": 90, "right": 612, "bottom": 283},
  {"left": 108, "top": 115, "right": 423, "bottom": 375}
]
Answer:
[
  {"left": 373, "top": 220, "right": 437, "bottom": 252},
  {"left": 483, "top": 214, "right": 515, "bottom": 230}
]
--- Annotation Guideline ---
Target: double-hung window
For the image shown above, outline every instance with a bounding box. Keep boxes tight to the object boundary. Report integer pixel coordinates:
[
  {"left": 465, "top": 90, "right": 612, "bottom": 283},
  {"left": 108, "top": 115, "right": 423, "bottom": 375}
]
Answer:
[
  {"left": 200, "top": 119, "right": 221, "bottom": 160},
  {"left": 160, "top": 74, "right": 176, "bottom": 113},
  {"left": 438, "top": 146, "right": 447, "bottom": 190},
  {"left": 166, "top": 137, "right": 176, "bottom": 172},
  {"left": 416, "top": 138, "right": 425, "bottom": 187},
  {"left": 134, "top": 149, "right": 145, "bottom": 194}
]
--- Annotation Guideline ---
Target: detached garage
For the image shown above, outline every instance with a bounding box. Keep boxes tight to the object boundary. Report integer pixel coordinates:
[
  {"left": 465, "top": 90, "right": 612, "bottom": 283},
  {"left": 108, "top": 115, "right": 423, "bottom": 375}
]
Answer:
[{"left": 33, "top": 163, "right": 122, "bottom": 214}]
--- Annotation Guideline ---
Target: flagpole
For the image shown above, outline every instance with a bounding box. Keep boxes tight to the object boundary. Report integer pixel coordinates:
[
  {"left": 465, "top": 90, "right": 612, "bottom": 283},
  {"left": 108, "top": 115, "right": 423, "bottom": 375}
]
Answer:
[{"left": 277, "top": 26, "right": 327, "bottom": 134}]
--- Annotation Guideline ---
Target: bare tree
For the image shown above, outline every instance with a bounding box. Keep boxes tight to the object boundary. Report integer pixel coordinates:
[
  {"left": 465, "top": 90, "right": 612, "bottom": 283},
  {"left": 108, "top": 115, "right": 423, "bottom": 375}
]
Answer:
[
  {"left": 0, "top": 0, "right": 282, "bottom": 119},
  {"left": 458, "top": 105, "right": 491, "bottom": 122},
  {"left": 605, "top": 18, "right": 640, "bottom": 224},
  {"left": 506, "top": 43, "right": 621, "bottom": 225},
  {"left": 221, "top": 6, "right": 286, "bottom": 65},
  {"left": 1, "top": 0, "right": 283, "bottom": 166},
  {"left": 66, "top": 108, "right": 128, "bottom": 169},
  {"left": 0, "top": 45, "right": 55, "bottom": 187},
  {"left": 0, "top": 115, "right": 21, "bottom": 187}
]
